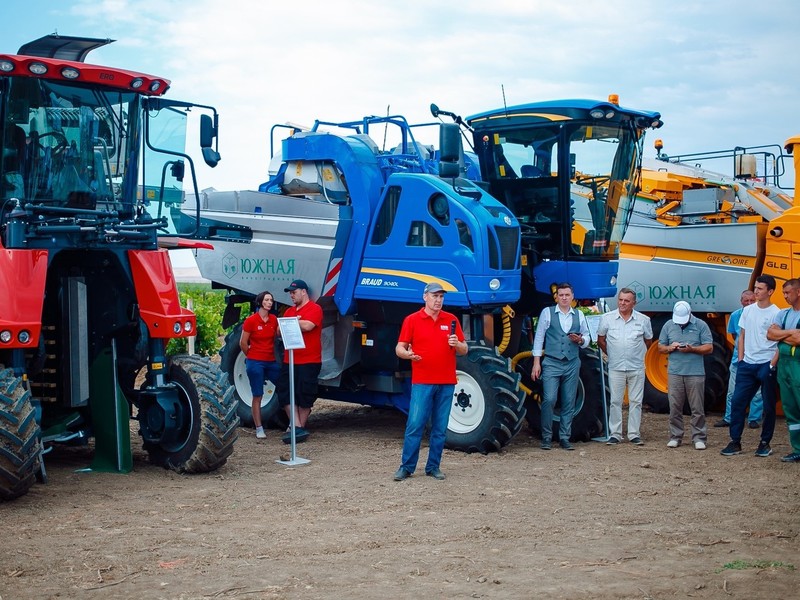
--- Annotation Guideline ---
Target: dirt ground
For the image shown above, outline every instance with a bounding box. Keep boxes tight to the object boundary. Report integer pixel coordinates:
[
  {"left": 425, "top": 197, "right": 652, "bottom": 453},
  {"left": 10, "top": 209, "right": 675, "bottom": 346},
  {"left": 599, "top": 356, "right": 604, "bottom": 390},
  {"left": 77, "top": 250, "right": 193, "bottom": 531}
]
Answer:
[{"left": 1, "top": 400, "right": 798, "bottom": 600}]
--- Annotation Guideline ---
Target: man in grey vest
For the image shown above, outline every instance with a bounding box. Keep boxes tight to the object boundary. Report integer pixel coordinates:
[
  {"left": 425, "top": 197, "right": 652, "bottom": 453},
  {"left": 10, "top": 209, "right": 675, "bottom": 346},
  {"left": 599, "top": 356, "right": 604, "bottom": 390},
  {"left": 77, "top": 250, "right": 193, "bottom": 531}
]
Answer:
[{"left": 532, "top": 282, "right": 590, "bottom": 450}]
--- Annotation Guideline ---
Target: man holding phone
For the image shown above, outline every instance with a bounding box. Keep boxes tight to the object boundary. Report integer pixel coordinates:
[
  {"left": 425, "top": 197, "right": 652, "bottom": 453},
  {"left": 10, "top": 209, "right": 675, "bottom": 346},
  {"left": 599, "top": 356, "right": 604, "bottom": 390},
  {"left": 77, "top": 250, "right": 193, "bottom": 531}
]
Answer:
[
  {"left": 393, "top": 282, "right": 467, "bottom": 481},
  {"left": 531, "top": 282, "right": 590, "bottom": 450},
  {"left": 658, "top": 301, "right": 713, "bottom": 449}
]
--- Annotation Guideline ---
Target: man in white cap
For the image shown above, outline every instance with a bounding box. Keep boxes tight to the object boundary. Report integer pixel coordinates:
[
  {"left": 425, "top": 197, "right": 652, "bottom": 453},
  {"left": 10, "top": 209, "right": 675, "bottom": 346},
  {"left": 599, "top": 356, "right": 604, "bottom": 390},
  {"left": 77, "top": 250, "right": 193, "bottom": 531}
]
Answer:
[{"left": 657, "top": 300, "right": 713, "bottom": 449}]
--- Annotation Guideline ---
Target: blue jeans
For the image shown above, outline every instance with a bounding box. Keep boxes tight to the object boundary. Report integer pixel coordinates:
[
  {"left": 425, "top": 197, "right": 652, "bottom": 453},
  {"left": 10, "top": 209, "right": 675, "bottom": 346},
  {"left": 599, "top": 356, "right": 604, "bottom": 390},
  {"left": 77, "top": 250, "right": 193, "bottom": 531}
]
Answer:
[
  {"left": 540, "top": 356, "right": 580, "bottom": 442},
  {"left": 400, "top": 383, "right": 454, "bottom": 474},
  {"left": 729, "top": 361, "right": 777, "bottom": 444},
  {"left": 724, "top": 358, "right": 763, "bottom": 423}
]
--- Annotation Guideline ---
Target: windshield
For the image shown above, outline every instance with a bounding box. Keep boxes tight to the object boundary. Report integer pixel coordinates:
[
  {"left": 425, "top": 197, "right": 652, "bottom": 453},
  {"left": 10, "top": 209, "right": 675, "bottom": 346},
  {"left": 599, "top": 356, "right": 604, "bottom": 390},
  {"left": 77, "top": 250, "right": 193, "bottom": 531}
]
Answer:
[
  {"left": 487, "top": 122, "right": 642, "bottom": 261},
  {"left": 568, "top": 123, "right": 642, "bottom": 257},
  {"left": 1, "top": 77, "right": 139, "bottom": 215},
  {"left": 143, "top": 105, "right": 189, "bottom": 233}
]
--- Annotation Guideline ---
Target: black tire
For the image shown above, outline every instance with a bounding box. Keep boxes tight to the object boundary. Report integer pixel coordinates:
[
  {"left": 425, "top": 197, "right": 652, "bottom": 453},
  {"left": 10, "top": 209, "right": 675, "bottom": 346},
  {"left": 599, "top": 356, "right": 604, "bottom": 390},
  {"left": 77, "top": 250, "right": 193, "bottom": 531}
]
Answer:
[
  {"left": 142, "top": 355, "right": 239, "bottom": 473},
  {"left": 0, "top": 367, "right": 40, "bottom": 501},
  {"left": 522, "top": 348, "right": 607, "bottom": 442},
  {"left": 446, "top": 342, "right": 527, "bottom": 453},
  {"left": 703, "top": 330, "right": 731, "bottom": 413},
  {"left": 644, "top": 315, "right": 731, "bottom": 414},
  {"left": 220, "top": 324, "right": 282, "bottom": 428}
]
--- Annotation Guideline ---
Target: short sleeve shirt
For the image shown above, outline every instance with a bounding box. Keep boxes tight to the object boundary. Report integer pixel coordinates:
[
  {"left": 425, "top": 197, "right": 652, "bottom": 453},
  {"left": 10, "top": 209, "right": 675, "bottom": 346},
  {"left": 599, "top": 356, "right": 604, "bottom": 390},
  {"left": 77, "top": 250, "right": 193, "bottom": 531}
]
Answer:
[
  {"left": 659, "top": 316, "right": 713, "bottom": 376},
  {"left": 738, "top": 303, "right": 779, "bottom": 364},
  {"left": 398, "top": 308, "right": 465, "bottom": 385},
  {"left": 242, "top": 312, "right": 278, "bottom": 362},
  {"left": 283, "top": 300, "right": 323, "bottom": 364},
  {"left": 597, "top": 309, "right": 653, "bottom": 371}
]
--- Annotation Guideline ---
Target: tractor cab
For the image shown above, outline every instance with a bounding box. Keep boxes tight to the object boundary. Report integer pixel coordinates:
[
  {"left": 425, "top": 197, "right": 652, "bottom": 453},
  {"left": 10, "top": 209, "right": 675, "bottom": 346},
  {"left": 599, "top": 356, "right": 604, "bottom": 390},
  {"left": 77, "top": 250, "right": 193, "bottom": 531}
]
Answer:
[{"left": 463, "top": 97, "right": 662, "bottom": 306}]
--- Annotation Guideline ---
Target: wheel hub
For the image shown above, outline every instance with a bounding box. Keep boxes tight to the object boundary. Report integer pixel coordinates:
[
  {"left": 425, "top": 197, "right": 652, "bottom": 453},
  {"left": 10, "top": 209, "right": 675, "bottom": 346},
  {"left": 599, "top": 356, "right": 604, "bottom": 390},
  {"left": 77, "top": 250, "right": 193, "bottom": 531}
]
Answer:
[{"left": 448, "top": 370, "right": 486, "bottom": 434}]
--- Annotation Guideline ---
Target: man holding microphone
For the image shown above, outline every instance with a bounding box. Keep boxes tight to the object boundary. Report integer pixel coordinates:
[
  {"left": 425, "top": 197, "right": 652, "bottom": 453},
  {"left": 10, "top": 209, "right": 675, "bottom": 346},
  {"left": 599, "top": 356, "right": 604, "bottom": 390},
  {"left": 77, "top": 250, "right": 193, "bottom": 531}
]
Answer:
[{"left": 393, "top": 282, "right": 467, "bottom": 481}]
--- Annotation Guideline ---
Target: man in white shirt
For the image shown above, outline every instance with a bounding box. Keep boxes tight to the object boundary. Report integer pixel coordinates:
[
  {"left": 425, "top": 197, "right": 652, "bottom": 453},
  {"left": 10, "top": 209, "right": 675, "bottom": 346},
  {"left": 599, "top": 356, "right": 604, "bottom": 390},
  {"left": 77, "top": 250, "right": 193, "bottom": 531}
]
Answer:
[
  {"left": 597, "top": 288, "right": 653, "bottom": 445},
  {"left": 532, "top": 282, "right": 590, "bottom": 451},
  {"left": 721, "top": 275, "right": 780, "bottom": 457}
]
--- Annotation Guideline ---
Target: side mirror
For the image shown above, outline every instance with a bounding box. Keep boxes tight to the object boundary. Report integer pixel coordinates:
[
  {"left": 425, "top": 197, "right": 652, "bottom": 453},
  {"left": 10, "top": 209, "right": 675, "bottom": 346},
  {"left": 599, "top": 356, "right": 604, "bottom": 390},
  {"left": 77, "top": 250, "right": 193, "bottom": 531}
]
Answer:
[
  {"left": 200, "top": 114, "right": 221, "bottom": 167},
  {"left": 438, "top": 123, "right": 462, "bottom": 178},
  {"left": 170, "top": 160, "right": 185, "bottom": 182},
  {"left": 439, "top": 123, "right": 461, "bottom": 163},
  {"left": 202, "top": 147, "right": 221, "bottom": 168},
  {"left": 200, "top": 114, "right": 216, "bottom": 149}
]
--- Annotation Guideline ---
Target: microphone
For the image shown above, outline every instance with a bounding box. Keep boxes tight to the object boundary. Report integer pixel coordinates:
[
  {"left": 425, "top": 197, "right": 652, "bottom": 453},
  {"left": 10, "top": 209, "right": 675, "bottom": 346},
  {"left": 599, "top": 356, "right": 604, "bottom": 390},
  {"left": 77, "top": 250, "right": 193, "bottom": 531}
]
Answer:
[{"left": 450, "top": 320, "right": 457, "bottom": 351}]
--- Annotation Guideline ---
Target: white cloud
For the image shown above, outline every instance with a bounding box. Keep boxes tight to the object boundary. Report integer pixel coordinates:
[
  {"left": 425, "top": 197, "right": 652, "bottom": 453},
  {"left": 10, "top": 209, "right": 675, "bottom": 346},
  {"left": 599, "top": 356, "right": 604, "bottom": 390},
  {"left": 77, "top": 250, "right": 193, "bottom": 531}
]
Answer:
[{"left": 5, "top": 0, "right": 798, "bottom": 189}]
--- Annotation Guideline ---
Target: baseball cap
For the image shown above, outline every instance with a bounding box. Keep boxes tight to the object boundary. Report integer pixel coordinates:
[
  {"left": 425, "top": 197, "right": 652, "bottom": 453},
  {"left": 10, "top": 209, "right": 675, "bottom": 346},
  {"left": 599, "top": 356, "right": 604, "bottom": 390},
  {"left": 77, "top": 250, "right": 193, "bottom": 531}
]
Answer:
[
  {"left": 672, "top": 301, "right": 691, "bottom": 325},
  {"left": 424, "top": 282, "right": 446, "bottom": 294},
  {"left": 284, "top": 279, "right": 309, "bottom": 292}
]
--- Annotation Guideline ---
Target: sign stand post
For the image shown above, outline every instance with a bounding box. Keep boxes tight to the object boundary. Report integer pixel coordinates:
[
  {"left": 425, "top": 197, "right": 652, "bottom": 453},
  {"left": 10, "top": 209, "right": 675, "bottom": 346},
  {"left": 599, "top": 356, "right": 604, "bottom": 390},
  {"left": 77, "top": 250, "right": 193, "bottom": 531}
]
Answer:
[{"left": 276, "top": 317, "right": 310, "bottom": 467}]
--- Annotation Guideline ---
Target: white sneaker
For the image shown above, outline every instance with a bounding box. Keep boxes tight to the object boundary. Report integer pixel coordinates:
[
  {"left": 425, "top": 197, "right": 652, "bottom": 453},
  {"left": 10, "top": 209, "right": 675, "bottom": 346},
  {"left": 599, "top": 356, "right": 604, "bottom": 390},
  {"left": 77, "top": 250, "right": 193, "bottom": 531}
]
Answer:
[
  {"left": 256, "top": 428, "right": 266, "bottom": 439},
  {"left": 694, "top": 440, "right": 707, "bottom": 450},
  {"left": 666, "top": 440, "right": 680, "bottom": 448}
]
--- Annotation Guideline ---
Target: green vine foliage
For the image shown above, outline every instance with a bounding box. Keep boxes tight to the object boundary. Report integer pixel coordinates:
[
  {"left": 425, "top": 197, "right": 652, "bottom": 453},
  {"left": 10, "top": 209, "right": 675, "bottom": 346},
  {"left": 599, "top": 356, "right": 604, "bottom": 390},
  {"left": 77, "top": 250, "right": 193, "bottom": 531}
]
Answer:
[{"left": 166, "top": 284, "right": 228, "bottom": 357}]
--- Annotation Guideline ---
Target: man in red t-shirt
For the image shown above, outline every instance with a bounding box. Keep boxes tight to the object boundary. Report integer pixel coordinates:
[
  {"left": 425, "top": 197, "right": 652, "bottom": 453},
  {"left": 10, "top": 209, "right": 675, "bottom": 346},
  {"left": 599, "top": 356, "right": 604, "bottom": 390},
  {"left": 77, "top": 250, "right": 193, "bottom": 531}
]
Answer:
[
  {"left": 393, "top": 282, "right": 467, "bottom": 481},
  {"left": 277, "top": 279, "right": 323, "bottom": 443}
]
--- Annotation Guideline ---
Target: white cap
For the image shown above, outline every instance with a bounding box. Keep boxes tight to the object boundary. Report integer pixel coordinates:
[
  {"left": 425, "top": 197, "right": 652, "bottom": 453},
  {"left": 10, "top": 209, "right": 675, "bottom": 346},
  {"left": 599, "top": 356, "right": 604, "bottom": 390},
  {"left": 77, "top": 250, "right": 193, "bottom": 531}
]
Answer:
[{"left": 672, "top": 301, "right": 691, "bottom": 325}]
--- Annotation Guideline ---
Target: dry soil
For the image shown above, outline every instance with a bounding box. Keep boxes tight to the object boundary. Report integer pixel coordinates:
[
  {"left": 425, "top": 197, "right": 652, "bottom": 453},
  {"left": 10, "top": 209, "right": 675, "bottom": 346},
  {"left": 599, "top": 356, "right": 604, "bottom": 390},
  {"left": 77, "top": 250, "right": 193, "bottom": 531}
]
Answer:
[{"left": 1, "top": 401, "right": 798, "bottom": 600}]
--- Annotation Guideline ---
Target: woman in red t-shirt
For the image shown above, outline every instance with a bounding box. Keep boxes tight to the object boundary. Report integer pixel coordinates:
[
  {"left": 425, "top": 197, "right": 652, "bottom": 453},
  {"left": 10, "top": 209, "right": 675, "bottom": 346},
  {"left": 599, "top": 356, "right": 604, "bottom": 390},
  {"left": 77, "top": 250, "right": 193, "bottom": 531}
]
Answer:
[{"left": 240, "top": 291, "right": 280, "bottom": 438}]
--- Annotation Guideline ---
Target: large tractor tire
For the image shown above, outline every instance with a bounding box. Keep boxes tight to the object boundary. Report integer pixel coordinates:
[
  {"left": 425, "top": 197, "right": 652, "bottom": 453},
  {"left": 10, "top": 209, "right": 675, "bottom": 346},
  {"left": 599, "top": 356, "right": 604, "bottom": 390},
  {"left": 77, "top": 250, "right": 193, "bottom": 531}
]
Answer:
[
  {"left": 142, "top": 355, "right": 239, "bottom": 473},
  {"left": 643, "top": 315, "right": 731, "bottom": 414},
  {"left": 220, "top": 324, "right": 284, "bottom": 428},
  {"left": 0, "top": 368, "right": 41, "bottom": 501},
  {"left": 521, "top": 348, "right": 607, "bottom": 442},
  {"left": 445, "top": 343, "right": 526, "bottom": 453}
]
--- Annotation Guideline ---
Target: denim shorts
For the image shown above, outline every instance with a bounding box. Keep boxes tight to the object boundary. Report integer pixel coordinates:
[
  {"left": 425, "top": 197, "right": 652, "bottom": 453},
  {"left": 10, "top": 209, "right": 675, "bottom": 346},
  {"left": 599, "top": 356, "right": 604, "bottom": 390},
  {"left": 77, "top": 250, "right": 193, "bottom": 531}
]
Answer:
[{"left": 245, "top": 359, "right": 280, "bottom": 397}]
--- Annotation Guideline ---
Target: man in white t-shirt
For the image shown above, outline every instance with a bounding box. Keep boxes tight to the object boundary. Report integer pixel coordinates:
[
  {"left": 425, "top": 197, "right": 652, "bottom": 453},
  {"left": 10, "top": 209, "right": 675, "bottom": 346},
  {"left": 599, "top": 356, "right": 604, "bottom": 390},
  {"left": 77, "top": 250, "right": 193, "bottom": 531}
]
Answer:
[{"left": 721, "top": 275, "right": 780, "bottom": 457}]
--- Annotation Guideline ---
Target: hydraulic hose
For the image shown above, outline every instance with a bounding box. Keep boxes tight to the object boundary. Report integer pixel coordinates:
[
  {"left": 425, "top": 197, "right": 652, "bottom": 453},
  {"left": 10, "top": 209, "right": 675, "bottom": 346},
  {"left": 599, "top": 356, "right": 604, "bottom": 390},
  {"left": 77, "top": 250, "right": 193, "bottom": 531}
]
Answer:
[{"left": 496, "top": 305, "right": 515, "bottom": 354}]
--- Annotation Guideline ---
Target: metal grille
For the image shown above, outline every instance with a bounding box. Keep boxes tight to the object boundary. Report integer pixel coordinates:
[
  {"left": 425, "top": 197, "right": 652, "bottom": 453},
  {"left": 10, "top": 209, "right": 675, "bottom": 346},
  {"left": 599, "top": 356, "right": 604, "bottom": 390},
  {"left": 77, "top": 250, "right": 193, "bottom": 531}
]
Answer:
[{"left": 494, "top": 226, "right": 519, "bottom": 270}]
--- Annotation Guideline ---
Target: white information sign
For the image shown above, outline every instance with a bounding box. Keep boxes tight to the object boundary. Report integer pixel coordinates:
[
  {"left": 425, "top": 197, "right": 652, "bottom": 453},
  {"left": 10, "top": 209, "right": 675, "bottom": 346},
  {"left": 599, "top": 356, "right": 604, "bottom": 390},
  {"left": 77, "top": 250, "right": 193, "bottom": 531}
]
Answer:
[{"left": 278, "top": 317, "right": 306, "bottom": 350}]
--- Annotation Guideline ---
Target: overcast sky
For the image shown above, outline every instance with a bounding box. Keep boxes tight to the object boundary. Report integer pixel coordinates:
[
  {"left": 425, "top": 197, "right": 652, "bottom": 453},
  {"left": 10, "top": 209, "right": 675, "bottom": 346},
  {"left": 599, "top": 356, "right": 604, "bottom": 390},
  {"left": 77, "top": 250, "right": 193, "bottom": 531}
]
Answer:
[{"left": 4, "top": 0, "right": 798, "bottom": 194}]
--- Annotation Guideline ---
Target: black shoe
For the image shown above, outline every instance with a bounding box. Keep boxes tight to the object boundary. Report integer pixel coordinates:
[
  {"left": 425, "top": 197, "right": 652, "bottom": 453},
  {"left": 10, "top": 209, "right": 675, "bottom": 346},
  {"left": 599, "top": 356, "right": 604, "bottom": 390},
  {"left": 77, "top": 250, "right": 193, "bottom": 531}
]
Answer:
[
  {"left": 425, "top": 468, "right": 446, "bottom": 480},
  {"left": 606, "top": 437, "right": 620, "bottom": 445},
  {"left": 754, "top": 442, "right": 773, "bottom": 457},
  {"left": 720, "top": 441, "right": 742, "bottom": 456},
  {"left": 282, "top": 427, "right": 309, "bottom": 444},
  {"left": 560, "top": 440, "right": 574, "bottom": 451},
  {"left": 713, "top": 419, "right": 730, "bottom": 428},
  {"left": 540, "top": 440, "right": 552, "bottom": 450},
  {"left": 781, "top": 452, "right": 800, "bottom": 463},
  {"left": 748, "top": 421, "right": 760, "bottom": 429},
  {"left": 630, "top": 437, "right": 644, "bottom": 446},
  {"left": 393, "top": 467, "right": 412, "bottom": 481}
]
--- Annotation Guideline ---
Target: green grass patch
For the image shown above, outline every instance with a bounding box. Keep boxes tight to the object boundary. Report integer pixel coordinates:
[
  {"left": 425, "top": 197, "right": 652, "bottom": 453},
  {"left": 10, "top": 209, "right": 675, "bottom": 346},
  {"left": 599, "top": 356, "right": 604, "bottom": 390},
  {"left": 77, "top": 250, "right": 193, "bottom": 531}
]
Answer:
[{"left": 719, "top": 560, "right": 795, "bottom": 572}]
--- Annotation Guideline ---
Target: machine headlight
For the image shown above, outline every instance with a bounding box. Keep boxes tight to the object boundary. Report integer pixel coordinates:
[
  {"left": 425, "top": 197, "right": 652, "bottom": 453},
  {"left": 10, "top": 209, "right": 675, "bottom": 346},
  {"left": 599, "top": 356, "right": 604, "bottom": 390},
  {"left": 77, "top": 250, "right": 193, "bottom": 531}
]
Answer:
[
  {"left": 131, "top": 77, "right": 144, "bottom": 89},
  {"left": 489, "top": 278, "right": 501, "bottom": 291},
  {"left": 61, "top": 67, "right": 80, "bottom": 79},
  {"left": 0, "top": 60, "right": 15, "bottom": 72},
  {"left": 28, "top": 62, "right": 48, "bottom": 75},
  {"left": 610, "top": 275, "right": 617, "bottom": 286},
  {"left": 589, "top": 109, "right": 605, "bottom": 119},
  {"left": 605, "top": 110, "right": 616, "bottom": 119},
  {"left": 18, "top": 330, "right": 31, "bottom": 344},
  {"left": 0, "top": 330, "right": 11, "bottom": 343},
  {"left": 184, "top": 321, "right": 193, "bottom": 332},
  {"left": 149, "top": 80, "right": 162, "bottom": 92},
  {"left": 173, "top": 322, "right": 182, "bottom": 334}
]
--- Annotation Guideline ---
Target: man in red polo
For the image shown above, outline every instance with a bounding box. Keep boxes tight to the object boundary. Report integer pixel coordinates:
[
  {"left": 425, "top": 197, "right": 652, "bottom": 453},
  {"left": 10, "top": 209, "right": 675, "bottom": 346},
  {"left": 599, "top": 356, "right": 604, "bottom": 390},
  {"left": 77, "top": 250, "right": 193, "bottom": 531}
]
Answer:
[
  {"left": 277, "top": 279, "right": 323, "bottom": 443},
  {"left": 393, "top": 282, "right": 467, "bottom": 481}
]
